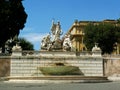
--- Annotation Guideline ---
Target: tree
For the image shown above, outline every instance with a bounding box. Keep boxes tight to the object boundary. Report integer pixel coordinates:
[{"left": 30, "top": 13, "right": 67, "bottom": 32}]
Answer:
[
  {"left": 5, "top": 37, "right": 34, "bottom": 53},
  {"left": 84, "top": 22, "right": 118, "bottom": 54},
  {"left": 117, "top": 18, "right": 120, "bottom": 23},
  {"left": 19, "top": 37, "right": 34, "bottom": 50},
  {"left": 0, "top": 0, "right": 27, "bottom": 52}
]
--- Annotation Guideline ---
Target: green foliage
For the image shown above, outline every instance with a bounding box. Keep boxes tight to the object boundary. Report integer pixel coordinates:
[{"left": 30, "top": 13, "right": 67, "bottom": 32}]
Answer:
[
  {"left": 5, "top": 37, "right": 34, "bottom": 53},
  {"left": 115, "top": 25, "right": 120, "bottom": 43},
  {"left": 83, "top": 23, "right": 96, "bottom": 50},
  {"left": 117, "top": 18, "right": 120, "bottom": 23},
  {"left": 39, "top": 66, "right": 83, "bottom": 75},
  {"left": 84, "top": 22, "right": 120, "bottom": 54},
  {"left": 0, "top": 0, "right": 27, "bottom": 51},
  {"left": 19, "top": 38, "right": 34, "bottom": 50}
]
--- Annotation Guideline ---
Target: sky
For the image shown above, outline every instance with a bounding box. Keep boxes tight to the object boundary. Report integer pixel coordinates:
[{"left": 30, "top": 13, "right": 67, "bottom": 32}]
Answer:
[{"left": 19, "top": 0, "right": 120, "bottom": 50}]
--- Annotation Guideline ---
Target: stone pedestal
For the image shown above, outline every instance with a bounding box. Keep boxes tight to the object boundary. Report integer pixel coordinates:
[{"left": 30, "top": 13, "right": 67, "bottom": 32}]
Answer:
[
  {"left": 92, "top": 51, "right": 102, "bottom": 57},
  {"left": 12, "top": 51, "right": 22, "bottom": 56},
  {"left": 92, "top": 44, "right": 102, "bottom": 57},
  {"left": 12, "top": 44, "right": 22, "bottom": 56}
]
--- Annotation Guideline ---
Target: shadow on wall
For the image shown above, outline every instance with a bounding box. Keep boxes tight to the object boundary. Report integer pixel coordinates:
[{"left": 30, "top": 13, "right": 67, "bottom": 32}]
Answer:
[{"left": 0, "top": 59, "right": 10, "bottom": 77}]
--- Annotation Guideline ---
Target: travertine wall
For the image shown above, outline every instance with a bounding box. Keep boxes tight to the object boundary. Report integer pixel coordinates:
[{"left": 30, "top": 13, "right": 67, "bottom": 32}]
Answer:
[
  {"left": 0, "top": 57, "right": 10, "bottom": 77},
  {"left": 104, "top": 59, "right": 120, "bottom": 76},
  {"left": 2, "top": 52, "right": 120, "bottom": 77},
  {"left": 11, "top": 55, "right": 103, "bottom": 76}
]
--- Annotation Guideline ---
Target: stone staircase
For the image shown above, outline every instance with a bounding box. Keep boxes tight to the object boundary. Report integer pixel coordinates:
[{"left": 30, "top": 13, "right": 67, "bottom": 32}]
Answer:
[{"left": 5, "top": 76, "right": 109, "bottom": 83}]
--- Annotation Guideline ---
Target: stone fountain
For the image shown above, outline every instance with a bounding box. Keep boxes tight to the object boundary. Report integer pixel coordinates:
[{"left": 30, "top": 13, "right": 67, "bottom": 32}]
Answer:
[
  {"left": 9, "top": 21, "right": 108, "bottom": 83},
  {"left": 39, "top": 21, "right": 80, "bottom": 75}
]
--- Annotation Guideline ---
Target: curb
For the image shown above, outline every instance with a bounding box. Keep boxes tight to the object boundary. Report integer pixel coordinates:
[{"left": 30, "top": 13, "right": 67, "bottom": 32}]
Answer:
[{"left": 108, "top": 77, "right": 120, "bottom": 81}]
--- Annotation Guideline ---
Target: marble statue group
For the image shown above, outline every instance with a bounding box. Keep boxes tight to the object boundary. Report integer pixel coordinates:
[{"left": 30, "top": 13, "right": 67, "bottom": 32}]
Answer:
[{"left": 41, "top": 21, "right": 72, "bottom": 51}]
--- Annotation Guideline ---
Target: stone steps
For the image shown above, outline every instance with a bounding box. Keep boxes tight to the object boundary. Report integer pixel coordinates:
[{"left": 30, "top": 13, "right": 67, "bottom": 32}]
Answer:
[
  {"left": 6, "top": 76, "right": 107, "bottom": 80},
  {"left": 4, "top": 76, "right": 110, "bottom": 83}
]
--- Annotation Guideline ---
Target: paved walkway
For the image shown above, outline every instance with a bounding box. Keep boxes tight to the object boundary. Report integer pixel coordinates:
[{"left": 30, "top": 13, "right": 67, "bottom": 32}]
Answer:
[{"left": 0, "top": 81, "right": 120, "bottom": 90}]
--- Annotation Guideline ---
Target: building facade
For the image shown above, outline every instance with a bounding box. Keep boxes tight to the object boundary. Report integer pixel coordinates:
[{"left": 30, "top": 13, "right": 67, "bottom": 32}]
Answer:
[
  {"left": 66, "top": 19, "right": 120, "bottom": 53},
  {"left": 66, "top": 20, "right": 87, "bottom": 51}
]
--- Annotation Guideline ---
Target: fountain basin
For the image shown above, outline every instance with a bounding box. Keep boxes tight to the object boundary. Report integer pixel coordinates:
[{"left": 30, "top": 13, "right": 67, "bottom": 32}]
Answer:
[{"left": 38, "top": 66, "right": 83, "bottom": 75}]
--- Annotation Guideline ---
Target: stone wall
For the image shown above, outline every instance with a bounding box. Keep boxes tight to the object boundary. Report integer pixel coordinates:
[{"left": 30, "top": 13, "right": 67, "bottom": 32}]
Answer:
[
  {"left": 0, "top": 56, "right": 10, "bottom": 77},
  {"left": 10, "top": 52, "right": 103, "bottom": 77},
  {"left": 104, "top": 59, "right": 120, "bottom": 76},
  {"left": 11, "top": 56, "right": 41, "bottom": 76},
  {"left": 66, "top": 57, "right": 103, "bottom": 76},
  {"left": 1, "top": 52, "right": 120, "bottom": 77}
]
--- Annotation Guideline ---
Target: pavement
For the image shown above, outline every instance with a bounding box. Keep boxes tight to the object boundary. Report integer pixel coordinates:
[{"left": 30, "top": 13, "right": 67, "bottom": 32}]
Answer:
[
  {"left": 1, "top": 81, "right": 120, "bottom": 90},
  {"left": 0, "top": 76, "right": 120, "bottom": 90}
]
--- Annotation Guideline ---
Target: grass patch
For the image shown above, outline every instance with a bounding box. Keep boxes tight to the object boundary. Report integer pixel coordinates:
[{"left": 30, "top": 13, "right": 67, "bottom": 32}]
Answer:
[{"left": 38, "top": 66, "right": 84, "bottom": 75}]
